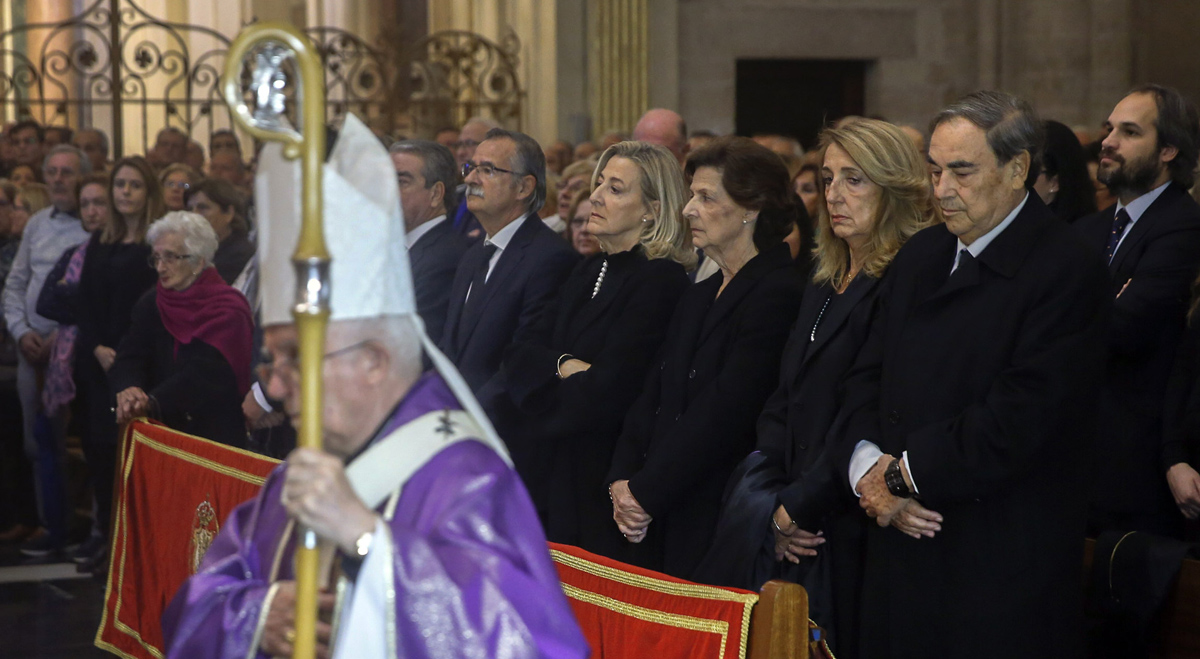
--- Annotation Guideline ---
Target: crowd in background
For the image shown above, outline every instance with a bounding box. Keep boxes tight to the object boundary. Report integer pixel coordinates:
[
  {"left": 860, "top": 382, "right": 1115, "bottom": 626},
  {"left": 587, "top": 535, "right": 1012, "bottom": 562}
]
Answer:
[{"left": 0, "top": 78, "right": 1198, "bottom": 659}]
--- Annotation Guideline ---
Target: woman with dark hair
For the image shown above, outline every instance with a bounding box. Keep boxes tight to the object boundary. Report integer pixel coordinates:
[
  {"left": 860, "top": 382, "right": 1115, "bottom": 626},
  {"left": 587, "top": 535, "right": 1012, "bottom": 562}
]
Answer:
[
  {"left": 606, "top": 137, "right": 804, "bottom": 578},
  {"left": 695, "top": 118, "right": 937, "bottom": 655},
  {"left": 64, "top": 158, "right": 160, "bottom": 565},
  {"left": 185, "top": 177, "right": 255, "bottom": 307},
  {"left": 1032, "top": 120, "right": 1096, "bottom": 223},
  {"left": 504, "top": 141, "right": 694, "bottom": 557}
]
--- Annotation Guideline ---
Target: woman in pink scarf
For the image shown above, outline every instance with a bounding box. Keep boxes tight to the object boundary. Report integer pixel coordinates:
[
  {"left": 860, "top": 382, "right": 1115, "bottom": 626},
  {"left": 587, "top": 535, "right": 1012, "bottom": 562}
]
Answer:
[{"left": 110, "top": 211, "right": 254, "bottom": 448}]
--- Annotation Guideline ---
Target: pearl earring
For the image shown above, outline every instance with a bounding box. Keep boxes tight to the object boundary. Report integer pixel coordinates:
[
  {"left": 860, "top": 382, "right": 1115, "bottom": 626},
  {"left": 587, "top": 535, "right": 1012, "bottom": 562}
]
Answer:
[{"left": 642, "top": 217, "right": 651, "bottom": 223}]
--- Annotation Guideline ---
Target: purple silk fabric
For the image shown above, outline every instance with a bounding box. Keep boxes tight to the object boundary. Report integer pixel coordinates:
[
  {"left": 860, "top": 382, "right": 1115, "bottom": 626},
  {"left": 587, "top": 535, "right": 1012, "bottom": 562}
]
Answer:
[{"left": 161, "top": 372, "right": 588, "bottom": 659}]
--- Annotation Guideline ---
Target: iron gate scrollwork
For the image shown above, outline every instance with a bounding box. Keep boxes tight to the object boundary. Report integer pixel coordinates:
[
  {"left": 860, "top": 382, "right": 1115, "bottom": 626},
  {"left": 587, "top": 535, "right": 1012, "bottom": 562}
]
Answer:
[{"left": 0, "top": 0, "right": 522, "bottom": 158}]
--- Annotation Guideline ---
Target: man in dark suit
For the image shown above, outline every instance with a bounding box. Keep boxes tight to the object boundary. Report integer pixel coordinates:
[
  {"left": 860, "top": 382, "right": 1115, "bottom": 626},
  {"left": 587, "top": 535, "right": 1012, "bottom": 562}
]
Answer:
[
  {"left": 390, "top": 139, "right": 468, "bottom": 346},
  {"left": 440, "top": 128, "right": 578, "bottom": 463},
  {"left": 1076, "top": 84, "right": 1200, "bottom": 537},
  {"left": 839, "top": 91, "right": 1109, "bottom": 658}
]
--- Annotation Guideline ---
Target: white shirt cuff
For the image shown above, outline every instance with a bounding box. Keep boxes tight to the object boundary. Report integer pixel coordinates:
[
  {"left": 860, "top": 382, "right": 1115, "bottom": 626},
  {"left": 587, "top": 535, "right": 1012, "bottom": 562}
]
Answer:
[
  {"left": 849, "top": 440, "right": 883, "bottom": 497},
  {"left": 901, "top": 450, "right": 919, "bottom": 495},
  {"left": 251, "top": 382, "right": 272, "bottom": 413}
]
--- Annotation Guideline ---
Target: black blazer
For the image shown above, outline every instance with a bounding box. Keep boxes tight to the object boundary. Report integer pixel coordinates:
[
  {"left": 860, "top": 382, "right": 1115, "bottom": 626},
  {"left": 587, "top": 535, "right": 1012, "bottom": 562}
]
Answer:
[
  {"left": 410, "top": 218, "right": 469, "bottom": 347},
  {"left": 1165, "top": 318, "right": 1200, "bottom": 474},
  {"left": 504, "top": 247, "right": 689, "bottom": 550},
  {"left": 607, "top": 243, "right": 803, "bottom": 579},
  {"left": 833, "top": 194, "right": 1110, "bottom": 658},
  {"left": 763, "top": 274, "right": 883, "bottom": 530},
  {"left": 109, "top": 289, "right": 248, "bottom": 448},
  {"left": 1076, "top": 182, "right": 1200, "bottom": 526},
  {"left": 439, "top": 216, "right": 579, "bottom": 425}
]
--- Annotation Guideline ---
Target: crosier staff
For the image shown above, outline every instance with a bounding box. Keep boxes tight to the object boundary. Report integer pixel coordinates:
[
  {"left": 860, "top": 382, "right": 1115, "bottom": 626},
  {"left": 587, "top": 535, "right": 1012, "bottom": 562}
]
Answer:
[{"left": 222, "top": 23, "right": 328, "bottom": 659}]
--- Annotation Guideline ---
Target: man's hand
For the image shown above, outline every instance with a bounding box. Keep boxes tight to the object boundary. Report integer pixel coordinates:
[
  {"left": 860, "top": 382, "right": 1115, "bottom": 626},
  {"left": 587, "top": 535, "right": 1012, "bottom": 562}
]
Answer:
[
  {"left": 558, "top": 359, "right": 591, "bottom": 379},
  {"left": 610, "top": 480, "right": 651, "bottom": 543},
  {"left": 1167, "top": 463, "right": 1200, "bottom": 520},
  {"left": 856, "top": 455, "right": 908, "bottom": 527},
  {"left": 94, "top": 345, "right": 116, "bottom": 372},
  {"left": 282, "top": 448, "right": 377, "bottom": 555},
  {"left": 115, "top": 386, "right": 150, "bottom": 425},
  {"left": 260, "top": 580, "right": 335, "bottom": 659},
  {"left": 771, "top": 505, "right": 823, "bottom": 563},
  {"left": 890, "top": 498, "right": 944, "bottom": 539},
  {"left": 38, "top": 330, "right": 56, "bottom": 363},
  {"left": 18, "top": 331, "right": 43, "bottom": 363}
]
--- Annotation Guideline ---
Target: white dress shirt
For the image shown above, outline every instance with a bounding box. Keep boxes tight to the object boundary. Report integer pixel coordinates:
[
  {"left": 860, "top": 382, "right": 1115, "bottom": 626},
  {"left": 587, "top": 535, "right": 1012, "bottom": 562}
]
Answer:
[
  {"left": 404, "top": 214, "right": 447, "bottom": 249},
  {"left": 849, "top": 192, "right": 1030, "bottom": 496},
  {"left": 1109, "top": 180, "right": 1170, "bottom": 257}
]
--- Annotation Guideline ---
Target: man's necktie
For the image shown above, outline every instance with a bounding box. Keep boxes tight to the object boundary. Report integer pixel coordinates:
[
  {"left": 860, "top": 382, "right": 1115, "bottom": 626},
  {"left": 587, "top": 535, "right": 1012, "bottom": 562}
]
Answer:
[
  {"left": 951, "top": 248, "right": 974, "bottom": 274},
  {"left": 1105, "top": 208, "right": 1132, "bottom": 263},
  {"left": 460, "top": 243, "right": 497, "bottom": 329}
]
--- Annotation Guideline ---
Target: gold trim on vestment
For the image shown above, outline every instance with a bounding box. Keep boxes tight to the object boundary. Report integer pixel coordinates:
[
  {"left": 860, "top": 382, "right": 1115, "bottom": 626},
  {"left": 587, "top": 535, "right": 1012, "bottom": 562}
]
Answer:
[
  {"left": 562, "top": 583, "right": 731, "bottom": 658},
  {"left": 247, "top": 582, "right": 281, "bottom": 659}
]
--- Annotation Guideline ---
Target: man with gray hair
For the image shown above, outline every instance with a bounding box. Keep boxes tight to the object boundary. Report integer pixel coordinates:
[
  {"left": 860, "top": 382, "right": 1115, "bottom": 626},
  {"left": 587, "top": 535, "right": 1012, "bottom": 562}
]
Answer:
[
  {"left": 390, "top": 139, "right": 468, "bottom": 345},
  {"left": 441, "top": 127, "right": 578, "bottom": 501},
  {"left": 833, "top": 90, "right": 1109, "bottom": 657},
  {"left": 3, "top": 143, "right": 91, "bottom": 558}
]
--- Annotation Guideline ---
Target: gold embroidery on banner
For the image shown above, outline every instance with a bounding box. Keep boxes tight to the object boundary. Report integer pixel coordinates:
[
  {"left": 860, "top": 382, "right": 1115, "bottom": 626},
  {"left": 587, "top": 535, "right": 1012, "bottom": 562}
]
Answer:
[
  {"left": 98, "top": 426, "right": 278, "bottom": 658},
  {"left": 562, "top": 583, "right": 730, "bottom": 658},
  {"left": 190, "top": 500, "right": 220, "bottom": 573},
  {"left": 550, "top": 549, "right": 758, "bottom": 603}
]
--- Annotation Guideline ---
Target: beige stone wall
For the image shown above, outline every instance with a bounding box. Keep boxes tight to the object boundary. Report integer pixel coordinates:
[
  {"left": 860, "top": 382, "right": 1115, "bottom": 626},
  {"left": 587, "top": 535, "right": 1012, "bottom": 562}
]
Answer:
[{"left": 670, "top": 0, "right": 1148, "bottom": 137}]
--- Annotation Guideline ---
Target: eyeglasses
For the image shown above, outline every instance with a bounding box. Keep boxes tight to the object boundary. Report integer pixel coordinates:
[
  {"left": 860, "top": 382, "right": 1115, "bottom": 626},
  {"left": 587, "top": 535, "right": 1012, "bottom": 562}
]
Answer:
[
  {"left": 163, "top": 181, "right": 191, "bottom": 191},
  {"left": 257, "top": 340, "right": 372, "bottom": 384},
  {"left": 462, "top": 161, "right": 524, "bottom": 179},
  {"left": 148, "top": 251, "right": 195, "bottom": 267},
  {"left": 454, "top": 139, "right": 481, "bottom": 150}
]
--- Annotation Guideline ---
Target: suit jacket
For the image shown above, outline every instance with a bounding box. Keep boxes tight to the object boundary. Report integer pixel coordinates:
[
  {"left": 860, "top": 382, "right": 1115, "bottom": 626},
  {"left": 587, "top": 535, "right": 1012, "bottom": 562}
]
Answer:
[
  {"left": 832, "top": 194, "right": 1110, "bottom": 658},
  {"left": 439, "top": 216, "right": 579, "bottom": 454},
  {"left": 1076, "top": 182, "right": 1200, "bottom": 527},
  {"left": 410, "top": 218, "right": 469, "bottom": 347},
  {"left": 503, "top": 246, "right": 689, "bottom": 552},
  {"left": 109, "top": 290, "right": 248, "bottom": 448},
  {"left": 1164, "top": 318, "right": 1200, "bottom": 476},
  {"left": 607, "top": 243, "right": 803, "bottom": 579}
]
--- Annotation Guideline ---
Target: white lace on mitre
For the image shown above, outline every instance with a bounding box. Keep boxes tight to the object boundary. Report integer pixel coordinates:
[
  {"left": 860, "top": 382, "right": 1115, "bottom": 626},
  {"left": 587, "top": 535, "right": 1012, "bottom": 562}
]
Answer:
[{"left": 254, "top": 113, "right": 509, "bottom": 463}]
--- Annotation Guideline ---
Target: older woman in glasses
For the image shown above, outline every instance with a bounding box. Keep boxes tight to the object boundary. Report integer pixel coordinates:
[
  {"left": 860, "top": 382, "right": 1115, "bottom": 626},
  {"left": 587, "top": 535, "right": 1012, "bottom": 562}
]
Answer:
[{"left": 110, "top": 211, "right": 254, "bottom": 448}]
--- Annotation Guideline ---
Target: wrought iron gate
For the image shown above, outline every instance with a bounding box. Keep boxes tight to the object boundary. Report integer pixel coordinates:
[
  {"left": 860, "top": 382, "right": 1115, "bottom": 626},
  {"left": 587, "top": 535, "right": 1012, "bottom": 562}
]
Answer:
[{"left": 0, "top": 0, "right": 523, "bottom": 157}]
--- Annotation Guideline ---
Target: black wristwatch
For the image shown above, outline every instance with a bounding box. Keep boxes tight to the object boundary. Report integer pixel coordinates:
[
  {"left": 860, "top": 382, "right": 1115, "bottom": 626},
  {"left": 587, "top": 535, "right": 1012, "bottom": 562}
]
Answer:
[{"left": 884, "top": 458, "right": 913, "bottom": 498}]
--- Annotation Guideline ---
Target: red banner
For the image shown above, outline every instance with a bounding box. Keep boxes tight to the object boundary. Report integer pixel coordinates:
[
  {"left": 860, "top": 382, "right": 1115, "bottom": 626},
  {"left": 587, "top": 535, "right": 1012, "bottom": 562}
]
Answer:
[
  {"left": 549, "top": 543, "right": 759, "bottom": 659},
  {"left": 95, "top": 421, "right": 279, "bottom": 659}
]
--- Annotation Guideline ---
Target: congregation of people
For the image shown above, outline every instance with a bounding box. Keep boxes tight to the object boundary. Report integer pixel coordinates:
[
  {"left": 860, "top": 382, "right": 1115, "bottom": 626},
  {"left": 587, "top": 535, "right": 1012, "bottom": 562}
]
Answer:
[{"left": 1, "top": 78, "right": 1199, "bottom": 658}]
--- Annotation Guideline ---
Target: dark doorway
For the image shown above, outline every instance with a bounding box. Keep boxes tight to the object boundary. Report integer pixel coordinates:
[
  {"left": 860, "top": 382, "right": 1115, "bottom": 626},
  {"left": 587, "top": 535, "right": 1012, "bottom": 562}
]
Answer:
[{"left": 736, "top": 59, "right": 868, "bottom": 150}]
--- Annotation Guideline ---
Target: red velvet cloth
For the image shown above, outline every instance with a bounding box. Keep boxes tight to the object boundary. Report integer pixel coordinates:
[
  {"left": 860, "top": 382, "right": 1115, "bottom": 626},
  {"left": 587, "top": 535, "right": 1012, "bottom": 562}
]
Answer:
[
  {"left": 548, "top": 542, "right": 759, "bottom": 659},
  {"left": 96, "top": 420, "right": 279, "bottom": 659},
  {"left": 155, "top": 267, "right": 255, "bottom": 395}
]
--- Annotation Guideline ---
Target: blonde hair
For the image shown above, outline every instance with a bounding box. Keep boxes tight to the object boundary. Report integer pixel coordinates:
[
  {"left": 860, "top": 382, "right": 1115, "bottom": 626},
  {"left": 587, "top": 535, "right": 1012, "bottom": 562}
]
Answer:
[
  {"left": 812, "top": 118, "right": 939, "bottom": 288},
  {"left": 593, "top": 141, "right": 696, "bottom": 270}
]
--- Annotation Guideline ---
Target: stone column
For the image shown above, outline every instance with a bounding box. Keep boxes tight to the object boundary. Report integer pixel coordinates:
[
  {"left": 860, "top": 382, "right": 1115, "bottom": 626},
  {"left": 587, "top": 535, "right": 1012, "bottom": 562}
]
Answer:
[{"left": 589, "top": 0, "right": 649, "bottom": 136}]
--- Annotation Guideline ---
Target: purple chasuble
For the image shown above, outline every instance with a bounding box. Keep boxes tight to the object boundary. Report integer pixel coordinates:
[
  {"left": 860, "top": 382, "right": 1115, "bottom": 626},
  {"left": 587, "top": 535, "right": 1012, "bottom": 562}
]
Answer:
[{"left": 161, "top": 372, "right": 589, "bottom": 659}]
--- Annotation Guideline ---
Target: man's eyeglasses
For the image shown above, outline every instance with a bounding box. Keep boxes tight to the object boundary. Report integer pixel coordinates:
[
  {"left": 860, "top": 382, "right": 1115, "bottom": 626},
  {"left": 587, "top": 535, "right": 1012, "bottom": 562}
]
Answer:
[
  {"left": 462, "top": 161, "right": 524, "bottom": 179},
  {"left": 148, "top": 251, "right": 195, "bottom": 267},
  {"left": 257, "top": 340, "right": 373, "bottom": 384}
]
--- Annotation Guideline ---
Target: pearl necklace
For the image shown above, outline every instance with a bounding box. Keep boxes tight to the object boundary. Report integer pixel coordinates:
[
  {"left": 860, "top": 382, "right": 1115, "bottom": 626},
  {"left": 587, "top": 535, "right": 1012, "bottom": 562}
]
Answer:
[{"left": 591, "top": 259, "right": 609, "bottom": 298}]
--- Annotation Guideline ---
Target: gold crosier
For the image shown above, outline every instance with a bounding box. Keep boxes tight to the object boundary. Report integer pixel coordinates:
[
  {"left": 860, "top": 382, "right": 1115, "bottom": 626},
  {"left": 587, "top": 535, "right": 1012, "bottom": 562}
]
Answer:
[{"left": 222, "top": 23, "right": 328, "bottom": 659}]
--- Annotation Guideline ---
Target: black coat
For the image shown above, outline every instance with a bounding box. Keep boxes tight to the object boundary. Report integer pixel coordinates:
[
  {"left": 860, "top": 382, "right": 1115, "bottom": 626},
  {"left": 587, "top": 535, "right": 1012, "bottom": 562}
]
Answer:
[
  {"left": 439, "top": 216, "right": 579, "bottom": 464},
  {"left": 109, "top": 289, "right": 248, "bottom": 448},
  {"left": 1076, "top": 182, "right": 1200, "bottom": 531},
  {"left": 1165, "top": 318, "right": 1200, "bottom": 476},
  {"left": 833, "top": 194, "right": 1110, "bottom": 658},
  {"left": 607, "top": 243, "right": 803, "bottom": 579},
  {"left": 504, "top": 246, "right": 689, "bottom": 552},
  {"left": 410, "top": 218, "right": 469, "bottom": 347}
]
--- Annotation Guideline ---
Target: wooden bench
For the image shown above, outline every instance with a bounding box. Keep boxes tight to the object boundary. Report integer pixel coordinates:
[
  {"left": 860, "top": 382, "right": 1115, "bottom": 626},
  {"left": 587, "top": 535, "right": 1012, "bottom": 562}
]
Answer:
[{"left": 1083, "top": 538, "right": 1200, "bottom": 658}]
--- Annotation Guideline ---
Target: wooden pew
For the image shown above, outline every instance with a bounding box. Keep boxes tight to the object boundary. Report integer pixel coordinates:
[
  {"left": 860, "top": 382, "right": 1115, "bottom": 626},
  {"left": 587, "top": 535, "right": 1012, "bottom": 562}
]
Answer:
[
  {"left": 747, "top": 580, "right": 811, "bottom": 659},
  {"left": 1083, "top": 538, "right": 1200, "bottom": 658}
]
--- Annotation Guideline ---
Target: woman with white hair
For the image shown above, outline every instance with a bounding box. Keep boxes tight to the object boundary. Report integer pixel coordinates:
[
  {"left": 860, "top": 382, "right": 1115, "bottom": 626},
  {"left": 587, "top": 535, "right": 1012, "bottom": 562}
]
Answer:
[{"left": 109, "top": 211, "right": 254, "bottom": 447}]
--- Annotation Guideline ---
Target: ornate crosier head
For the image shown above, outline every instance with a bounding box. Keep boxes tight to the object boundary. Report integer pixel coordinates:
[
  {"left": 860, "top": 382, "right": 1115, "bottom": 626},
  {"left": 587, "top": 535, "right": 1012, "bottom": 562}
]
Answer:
[{"left": 251, "top": 43, "right": 291, "bottom": 131}]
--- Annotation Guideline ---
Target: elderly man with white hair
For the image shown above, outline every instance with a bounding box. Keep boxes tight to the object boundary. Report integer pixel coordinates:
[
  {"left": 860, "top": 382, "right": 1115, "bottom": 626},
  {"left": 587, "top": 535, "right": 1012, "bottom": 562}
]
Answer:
[{"left": 161, "top": 116, "right": 587, "bottom": 659}]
